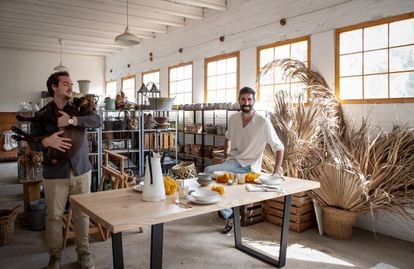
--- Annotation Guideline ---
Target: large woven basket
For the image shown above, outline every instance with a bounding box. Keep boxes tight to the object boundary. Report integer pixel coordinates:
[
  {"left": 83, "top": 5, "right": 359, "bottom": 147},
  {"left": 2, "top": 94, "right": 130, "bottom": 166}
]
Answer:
[
  {"left": 171, "top": 161, "right": 197, "bottom": 179},
  {"left": 0, "top": 205, "right": 20, "bottom": 247},
  {"left": 322, "top": 207, "right": 358, "bottom": 240}
]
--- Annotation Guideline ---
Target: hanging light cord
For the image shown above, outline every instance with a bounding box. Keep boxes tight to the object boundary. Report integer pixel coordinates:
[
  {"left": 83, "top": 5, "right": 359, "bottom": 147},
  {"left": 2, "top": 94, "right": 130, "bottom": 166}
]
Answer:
[
  {"left": 58, "top": 38, "right": 63, "bottom": 65},
  {"left": 126, "top": 0, "right": 129, "bottom": 28}
]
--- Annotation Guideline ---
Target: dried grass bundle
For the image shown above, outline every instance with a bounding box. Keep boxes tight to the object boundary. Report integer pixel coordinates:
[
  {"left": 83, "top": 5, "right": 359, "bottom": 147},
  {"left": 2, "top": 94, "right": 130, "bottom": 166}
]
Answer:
[{"left": 258, "top": 58, "right": 414, "bottom": 219}]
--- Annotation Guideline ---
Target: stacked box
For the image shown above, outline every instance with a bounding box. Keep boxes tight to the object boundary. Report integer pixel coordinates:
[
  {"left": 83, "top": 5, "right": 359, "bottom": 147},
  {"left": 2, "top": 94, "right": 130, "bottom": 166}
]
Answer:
[
  {"left": 240, "top": 201, "right": 265, "bottom": 226},
  {"left": 265, "top": 192, "right": 315, "bottom": 232}
]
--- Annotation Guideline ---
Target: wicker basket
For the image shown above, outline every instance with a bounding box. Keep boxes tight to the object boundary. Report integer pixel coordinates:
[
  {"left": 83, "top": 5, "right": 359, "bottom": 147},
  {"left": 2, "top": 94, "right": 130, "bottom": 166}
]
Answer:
[
  {"left": 322, "top": 207, "right": 358, "bottom": 240},
  {"left": 0, "top": 205, "right": 20, "bottom": 247},
  {"left": 171, "top": 161, "right": 197, "bottom": 179}
]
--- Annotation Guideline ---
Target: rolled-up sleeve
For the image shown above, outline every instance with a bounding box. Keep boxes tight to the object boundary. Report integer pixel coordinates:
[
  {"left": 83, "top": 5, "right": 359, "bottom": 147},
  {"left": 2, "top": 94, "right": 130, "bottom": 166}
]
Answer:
[{"left": 265, "top": 119, "right": 284, "bottom": 152}]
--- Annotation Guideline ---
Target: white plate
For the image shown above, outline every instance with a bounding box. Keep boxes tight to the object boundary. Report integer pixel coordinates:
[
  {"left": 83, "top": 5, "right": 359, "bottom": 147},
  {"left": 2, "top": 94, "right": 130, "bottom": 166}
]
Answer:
[
  {"left": 132, "top": 182, "right": 144, "bottom": 192},
  {"left": 188, "top": 195, "right": 222, "bottom": 205},
  {"left": 191, "top": 189, "right": 220, "bottom": 202},
  {"left": 257, "top": 174, "right": 282, "bottom": 185}
]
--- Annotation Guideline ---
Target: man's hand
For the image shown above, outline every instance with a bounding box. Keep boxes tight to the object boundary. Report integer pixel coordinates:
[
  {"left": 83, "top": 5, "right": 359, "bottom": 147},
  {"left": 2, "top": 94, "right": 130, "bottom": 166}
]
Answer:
[
  {"left": 58, "top": 111, "right": 70, "bottom": 127},
  {"left": 42, "top": 130, "right": 72, "bottom": 152}
]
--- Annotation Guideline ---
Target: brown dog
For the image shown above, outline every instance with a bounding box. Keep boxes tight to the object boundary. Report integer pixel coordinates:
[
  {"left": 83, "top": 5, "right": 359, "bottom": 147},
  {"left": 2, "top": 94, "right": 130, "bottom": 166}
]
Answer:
[{"left": 12, "top": 97, "right": 96, "bottom": 165}]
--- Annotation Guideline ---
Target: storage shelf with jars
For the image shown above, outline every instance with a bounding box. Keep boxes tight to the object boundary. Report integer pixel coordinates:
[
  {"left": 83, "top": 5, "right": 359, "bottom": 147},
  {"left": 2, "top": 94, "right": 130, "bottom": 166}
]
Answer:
[
  {"left": 99, "top": 108, "right": 178, "bottom": 179},
  {"left": 174, "top": 106, "right": 268, "bottom": 171},
  {"left": 175, "top": 108, "right": 236, "bottom": 171}
]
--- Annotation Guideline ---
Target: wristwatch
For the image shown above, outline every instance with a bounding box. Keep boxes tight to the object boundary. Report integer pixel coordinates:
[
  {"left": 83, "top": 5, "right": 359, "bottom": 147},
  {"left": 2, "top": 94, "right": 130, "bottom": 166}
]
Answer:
[{"left": 68, "top": 116, "right": 74, "bottom": 126}]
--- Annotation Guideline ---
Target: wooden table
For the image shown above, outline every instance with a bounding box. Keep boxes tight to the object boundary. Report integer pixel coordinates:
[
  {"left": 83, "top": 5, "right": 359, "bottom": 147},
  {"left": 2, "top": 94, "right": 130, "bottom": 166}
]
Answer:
[{"left": 70, "top": 177, "right": 319, "bottom": 269}]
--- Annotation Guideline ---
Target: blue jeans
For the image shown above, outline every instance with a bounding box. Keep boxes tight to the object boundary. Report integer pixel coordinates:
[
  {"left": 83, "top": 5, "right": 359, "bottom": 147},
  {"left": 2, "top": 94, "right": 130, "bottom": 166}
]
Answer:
[{"left": 204, "top": 159, "right": 251, "bottom": 219}]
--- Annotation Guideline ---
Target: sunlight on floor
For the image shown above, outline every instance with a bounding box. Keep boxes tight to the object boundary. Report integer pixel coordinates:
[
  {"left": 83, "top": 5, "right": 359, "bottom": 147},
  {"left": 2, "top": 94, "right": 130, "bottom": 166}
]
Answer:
[{"left": 244, "top": 239, "right": 355, "bottom": 267}]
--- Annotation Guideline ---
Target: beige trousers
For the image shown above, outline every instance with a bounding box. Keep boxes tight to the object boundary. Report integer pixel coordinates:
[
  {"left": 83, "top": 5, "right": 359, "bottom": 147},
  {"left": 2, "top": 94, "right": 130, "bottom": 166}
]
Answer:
[{"left": 43, "top": 170, "right": 91, "bottom": 256}]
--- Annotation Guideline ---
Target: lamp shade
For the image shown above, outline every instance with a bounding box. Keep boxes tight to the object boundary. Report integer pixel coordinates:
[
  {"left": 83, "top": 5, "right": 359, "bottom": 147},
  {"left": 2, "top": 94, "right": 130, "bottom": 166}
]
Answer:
[
  {"left": 115, "top": 27, "right": 140, "bottom": 46},
  {"left": 52, "top": 64, "right": 69, "bottom": 73}
]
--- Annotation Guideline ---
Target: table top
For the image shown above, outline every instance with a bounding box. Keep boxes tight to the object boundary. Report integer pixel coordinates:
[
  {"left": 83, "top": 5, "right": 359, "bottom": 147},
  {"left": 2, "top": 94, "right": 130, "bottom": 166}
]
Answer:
[{"left": 70, "top": 177, "right": 319, "bottom": 233}]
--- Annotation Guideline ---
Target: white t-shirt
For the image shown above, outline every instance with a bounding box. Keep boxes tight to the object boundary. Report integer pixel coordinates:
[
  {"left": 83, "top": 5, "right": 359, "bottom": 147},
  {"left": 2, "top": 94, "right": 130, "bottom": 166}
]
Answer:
[{"left": 225, "top": 111, "right": 284, "bottom": 173}]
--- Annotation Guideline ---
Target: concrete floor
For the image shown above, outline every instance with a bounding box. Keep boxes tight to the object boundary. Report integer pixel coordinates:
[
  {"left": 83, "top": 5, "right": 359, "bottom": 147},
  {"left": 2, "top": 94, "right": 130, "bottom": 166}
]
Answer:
[{"left": 1, "top": 161, "right": 413, "bottom": 269}]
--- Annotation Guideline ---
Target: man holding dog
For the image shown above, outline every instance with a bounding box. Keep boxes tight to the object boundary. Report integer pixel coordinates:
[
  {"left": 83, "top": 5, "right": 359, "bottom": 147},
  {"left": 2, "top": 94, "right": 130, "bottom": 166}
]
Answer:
[{"left": 30, "top": 71, "right": 101, "bottom": 269}]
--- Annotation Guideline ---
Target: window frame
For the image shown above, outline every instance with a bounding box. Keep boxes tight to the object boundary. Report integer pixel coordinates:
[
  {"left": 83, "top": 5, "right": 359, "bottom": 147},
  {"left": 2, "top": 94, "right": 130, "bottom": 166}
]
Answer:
[
  {"left": 121, "top": 75, "right": 136, "bottom": 102},
  {"left": 204, "top": 51, "right": 240, "bottom": 103},
  {"left": 256, "top": 36, "right": 311, "bottom": 105},
  {"left": 335, "top": 12, "right": 414, "bottom": 104},
  {"left": 105, "top": 80, "right": 117, "bottom": 98},
  {"left": 168, "top": 61, "right": 193, "bottom": 104}
]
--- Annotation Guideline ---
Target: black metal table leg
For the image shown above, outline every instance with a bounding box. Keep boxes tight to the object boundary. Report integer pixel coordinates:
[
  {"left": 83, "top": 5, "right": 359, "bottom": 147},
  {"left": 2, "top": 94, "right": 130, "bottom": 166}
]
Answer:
[
  {"left": 111, "top": 232, "right": 124, "bottom": 269},
  {"left": 151, "top": 223, "right": 164, "bottom": 269},
  {"left": 233, "top": 195, "right": 292, "bottom": 268}
]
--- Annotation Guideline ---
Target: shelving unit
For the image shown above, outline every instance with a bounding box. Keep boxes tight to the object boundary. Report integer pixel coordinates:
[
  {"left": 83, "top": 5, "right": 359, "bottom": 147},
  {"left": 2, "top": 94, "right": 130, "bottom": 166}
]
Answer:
[
  {"left": 176, "top": 108, "right": 236, "bottom": 170},
  {"left": 175, "top": 108, "right": 268, "bottom": 171},
  {"left": 98, "top": 108, "right": 178, "bottom": 185}
]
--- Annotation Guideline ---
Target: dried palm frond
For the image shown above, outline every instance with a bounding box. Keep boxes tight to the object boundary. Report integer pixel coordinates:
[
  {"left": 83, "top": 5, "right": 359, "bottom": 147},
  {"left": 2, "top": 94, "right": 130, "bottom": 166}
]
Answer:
[
  {"left": 308, "top": 163, "right": 368, "bottom": 211},
  {"left": 259, "top": 58, "right": 414, "bottom": 221}
]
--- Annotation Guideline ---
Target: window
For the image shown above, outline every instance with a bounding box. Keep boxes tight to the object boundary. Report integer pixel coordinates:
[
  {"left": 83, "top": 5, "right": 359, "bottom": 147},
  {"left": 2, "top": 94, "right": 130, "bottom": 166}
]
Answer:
[
  {"left": 205, "top": 52, "right": 239, "bottom": 103},
  {"left": 105, "top": 80, "right": 117, "bottom": 98},
  {"left": 169, "top": 62, "right": 193, "bottom": 104},
  {"left": 257, "top": 36, "right": 310, "bottom": 108},
  {"left": 121, "top": 76, "right": 136, "bottom": 102},
  {"left": 336, "top": 13, "right": 414, "bottom": 103},
  {"left": 141, "top": 70, "right": 160, "bottom": 105}
]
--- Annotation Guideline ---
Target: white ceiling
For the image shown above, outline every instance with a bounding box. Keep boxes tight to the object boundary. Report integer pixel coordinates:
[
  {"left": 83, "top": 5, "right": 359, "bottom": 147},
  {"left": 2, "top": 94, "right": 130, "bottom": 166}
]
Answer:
[{"left": 0, "top": 0, "right": 227, "bottom": 57}]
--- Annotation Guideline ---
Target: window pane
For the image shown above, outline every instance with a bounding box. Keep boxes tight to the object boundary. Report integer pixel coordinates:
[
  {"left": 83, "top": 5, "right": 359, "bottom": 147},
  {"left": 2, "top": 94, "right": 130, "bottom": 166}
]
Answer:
[
  {"left": 275, "top": 44, "right": 290, "bottom": 59},
  {"left": 390, "top": 72, "right": 414, "bottom": 98},
  {"left": 170, "top": 69, "right": 176, "bottom": 81},
  {"left": 227, "top": 57, "right": 237, "bottom": 73},
  {"left": 216, "top": 74, "right": 226, "bottom": 89},
  {"left": 207, "top": 62, "right": 216, "bottom": 76},
  {"left": 364, "top": 25, "right": 388, "bottom": 50},
  {"left": 226, "top": 73, "right": 237, "bottom": 88},
  {"left": 260, "top": 68, "right": 274, "bottom": 85},
  {"left": 227, "top": 88, "right": 237, "bottom": 103},
  {"left": 105, "top": 81, "right": 116, "bottom": 98},
  {"left": 340, "top": 29, "right": 362, "bottom": 54},
  {"left": 292, "top": 83, "right": 308, "bottom": 103},
  {"left": 364, "top": 74, "right": 388, "bottom": 99},
  {"left": 207, "top": 76, "right": 216, "bottom": 90},
  {"left": 185, "top": 65, "right": 192, "bottom": 78},
  {"left": 260, "top": 48, "right": 274, "bottom": 67},
  {"left": 390, "top": 18, "right": 414, "bottom": 47},
  {"left": 217, "top": 60, "right": 226, "bottom": 75},
  {"left": 340, "top": 53, "right": 362, "bottom": 76},
  {"left": 390, "top": 45, "right": 414, "bottom": 72},
  {"left": 340, "top": 77, "right": 362, "bottom": 99},
  {"left": 291, "top": 41, "right": 308, "bottom": 61},
  {"left": 364, "top": 49, "right": 388, "bottom": 74}
]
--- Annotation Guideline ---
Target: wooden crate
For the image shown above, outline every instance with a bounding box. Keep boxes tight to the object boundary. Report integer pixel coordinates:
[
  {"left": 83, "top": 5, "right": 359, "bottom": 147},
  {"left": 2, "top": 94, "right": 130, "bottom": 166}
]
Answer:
[
  {"left": 265, "top": 194, "right": 316, "bottom": 232},
  {"left": 240, "top": 201, "right": 265, "bottom": 226}
]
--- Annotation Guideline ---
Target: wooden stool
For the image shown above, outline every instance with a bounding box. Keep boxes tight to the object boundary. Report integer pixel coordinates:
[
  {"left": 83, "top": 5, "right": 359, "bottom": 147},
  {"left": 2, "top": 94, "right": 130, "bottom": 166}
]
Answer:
[{"left": 97, "top": 150, "right": 143, "bottom": 236}]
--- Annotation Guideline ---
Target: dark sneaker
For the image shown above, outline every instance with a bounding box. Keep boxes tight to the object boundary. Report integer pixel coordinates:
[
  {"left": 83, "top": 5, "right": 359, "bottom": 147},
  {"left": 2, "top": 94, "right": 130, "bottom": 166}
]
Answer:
[
  {"left": 46, "top": 255, "right": 61, "bottom": 269},
  {"left": 221, "top": 218, "right": 233, "bottom": 234},
  {"left": 77, "top": 252, "right": 95, "bottom": 269}
]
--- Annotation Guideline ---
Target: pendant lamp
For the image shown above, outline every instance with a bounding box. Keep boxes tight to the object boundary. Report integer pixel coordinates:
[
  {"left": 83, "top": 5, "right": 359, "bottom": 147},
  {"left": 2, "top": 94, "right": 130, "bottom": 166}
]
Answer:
[
  {"left": 52, "top": 38, "right": 69, "bottom": 73},
  {"left": 115, "top": 0, "right": 139, "bottom": 46}
]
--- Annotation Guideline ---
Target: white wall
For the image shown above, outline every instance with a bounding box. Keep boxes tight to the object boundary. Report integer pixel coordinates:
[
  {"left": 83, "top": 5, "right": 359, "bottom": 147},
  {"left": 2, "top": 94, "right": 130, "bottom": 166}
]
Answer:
[
  {"left": 105, "top": 0, "right": 414, "bottom": 242},
  {"left": 0, "top": 48, "right": 105, "bottom": 112}
]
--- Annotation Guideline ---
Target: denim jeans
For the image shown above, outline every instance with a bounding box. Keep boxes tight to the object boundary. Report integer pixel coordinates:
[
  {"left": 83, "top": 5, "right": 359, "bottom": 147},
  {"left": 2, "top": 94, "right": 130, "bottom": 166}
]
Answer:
[{"left": 204, "top": 159, "right": 251, "bottom": 219}]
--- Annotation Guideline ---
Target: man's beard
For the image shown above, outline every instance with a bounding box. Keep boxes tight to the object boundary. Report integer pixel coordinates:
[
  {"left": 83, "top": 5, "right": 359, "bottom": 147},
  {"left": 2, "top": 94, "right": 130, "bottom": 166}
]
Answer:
[{"left": 241, "top": 105, "right": 253, "bottom": 113}]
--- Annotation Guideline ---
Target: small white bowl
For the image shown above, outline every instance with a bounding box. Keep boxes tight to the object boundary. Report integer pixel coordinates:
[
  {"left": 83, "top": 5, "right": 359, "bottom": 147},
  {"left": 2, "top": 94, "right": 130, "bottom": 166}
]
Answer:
[
  {"left": 258, "top": 174, "right": 282, "bottom": 185},
  {"left": 198, "top": 172, "right": 213, "bottom": 181},
  {"left": 191, "top": 189, "right": 219, "bottom": 202}
]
